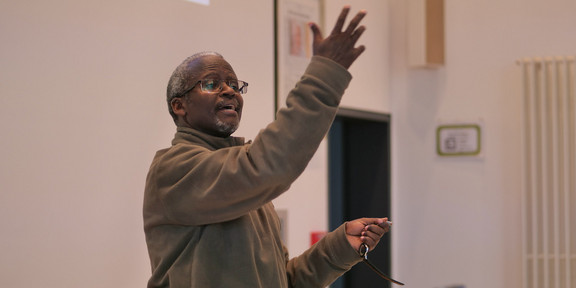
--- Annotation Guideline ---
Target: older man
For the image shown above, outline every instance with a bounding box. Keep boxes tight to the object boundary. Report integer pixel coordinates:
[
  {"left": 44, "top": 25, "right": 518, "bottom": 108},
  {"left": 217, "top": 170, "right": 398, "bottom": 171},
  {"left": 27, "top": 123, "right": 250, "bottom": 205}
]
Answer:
[{"left": 144, "top": 6, "right": 391, "bottom": 288}]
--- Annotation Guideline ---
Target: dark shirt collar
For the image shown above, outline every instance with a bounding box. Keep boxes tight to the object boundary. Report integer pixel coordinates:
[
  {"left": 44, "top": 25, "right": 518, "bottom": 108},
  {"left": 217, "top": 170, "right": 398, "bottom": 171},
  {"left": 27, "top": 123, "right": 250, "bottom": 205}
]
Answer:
[{"left": 173, "top": 126, "right": 246, "bottom": 150}]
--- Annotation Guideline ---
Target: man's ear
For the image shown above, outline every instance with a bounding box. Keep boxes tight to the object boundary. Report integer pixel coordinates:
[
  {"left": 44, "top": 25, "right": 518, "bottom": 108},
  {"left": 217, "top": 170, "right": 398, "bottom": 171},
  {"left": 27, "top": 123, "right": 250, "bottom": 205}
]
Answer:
[{"left": 171, "top": 98, "right": 186, "bottom": 118}]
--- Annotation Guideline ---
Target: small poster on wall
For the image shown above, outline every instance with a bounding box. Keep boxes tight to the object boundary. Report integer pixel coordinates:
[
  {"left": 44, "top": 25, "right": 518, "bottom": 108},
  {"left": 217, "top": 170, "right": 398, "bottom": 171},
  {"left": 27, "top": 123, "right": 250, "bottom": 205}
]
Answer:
[
  {"left": 436, "top": 123, "right": 482, "bottom": 157},
  {"left": 274, "top": 0, "right": 322, "bottom": 112}
]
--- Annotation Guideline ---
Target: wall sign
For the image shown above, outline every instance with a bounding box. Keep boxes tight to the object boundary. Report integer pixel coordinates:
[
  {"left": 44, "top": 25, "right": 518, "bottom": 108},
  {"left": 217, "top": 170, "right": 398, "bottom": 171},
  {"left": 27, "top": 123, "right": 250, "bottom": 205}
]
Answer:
[
  {"left": 436, "top": 123, "right": 482, "bottom": 156},
  {"left": 274, "top": 0, "right": 322, "bottom": 113}
]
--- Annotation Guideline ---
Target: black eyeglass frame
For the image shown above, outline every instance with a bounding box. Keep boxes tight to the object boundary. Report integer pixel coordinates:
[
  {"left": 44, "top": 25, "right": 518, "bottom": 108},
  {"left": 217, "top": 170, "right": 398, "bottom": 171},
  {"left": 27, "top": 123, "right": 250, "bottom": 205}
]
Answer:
[{"left": 174, "top": 79, "right": 249, "bottom": 99}]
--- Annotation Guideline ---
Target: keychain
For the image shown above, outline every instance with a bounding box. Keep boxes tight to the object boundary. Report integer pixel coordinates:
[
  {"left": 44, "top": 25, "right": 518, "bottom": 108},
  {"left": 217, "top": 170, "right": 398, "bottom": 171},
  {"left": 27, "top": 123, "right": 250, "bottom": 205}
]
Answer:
[{"left": 359, "top": 241, "right": 405, "bottom": 285}]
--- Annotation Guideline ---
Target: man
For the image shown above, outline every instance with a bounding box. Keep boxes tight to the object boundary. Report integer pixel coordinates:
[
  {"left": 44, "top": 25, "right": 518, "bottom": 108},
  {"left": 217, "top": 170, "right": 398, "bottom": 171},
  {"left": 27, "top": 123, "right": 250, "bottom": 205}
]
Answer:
[{"left": 144, "top": 6, "right": 392, "bottom": 288}]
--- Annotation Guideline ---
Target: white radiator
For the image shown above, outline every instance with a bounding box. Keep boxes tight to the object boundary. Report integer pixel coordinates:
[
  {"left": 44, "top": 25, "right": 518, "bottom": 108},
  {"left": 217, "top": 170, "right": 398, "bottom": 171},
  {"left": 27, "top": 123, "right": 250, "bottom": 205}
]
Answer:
[{"left": 519, "top": 57, "right": 576, "bottom": 288}]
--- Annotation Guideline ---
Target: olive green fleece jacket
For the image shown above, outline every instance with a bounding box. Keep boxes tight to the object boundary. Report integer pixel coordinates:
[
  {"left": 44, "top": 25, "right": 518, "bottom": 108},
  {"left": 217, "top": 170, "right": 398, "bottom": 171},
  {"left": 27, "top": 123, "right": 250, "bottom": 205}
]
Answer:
[{"left": 143, "top": 56, "right": 362, "bottom": 288}]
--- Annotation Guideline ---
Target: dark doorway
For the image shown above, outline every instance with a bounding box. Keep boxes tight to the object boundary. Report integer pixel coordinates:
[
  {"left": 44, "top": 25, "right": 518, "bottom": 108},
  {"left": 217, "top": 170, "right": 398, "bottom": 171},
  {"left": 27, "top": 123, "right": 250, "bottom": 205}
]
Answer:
[{"left": 328, "top": 108, "right": 392, "bottom": 288}]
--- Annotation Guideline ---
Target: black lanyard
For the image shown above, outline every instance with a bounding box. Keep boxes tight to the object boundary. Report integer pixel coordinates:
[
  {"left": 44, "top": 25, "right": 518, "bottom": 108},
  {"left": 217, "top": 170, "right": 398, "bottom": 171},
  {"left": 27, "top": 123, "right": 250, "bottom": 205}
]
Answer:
[{"left": 359, "top": 243, "right": 405, "bottom": 286}]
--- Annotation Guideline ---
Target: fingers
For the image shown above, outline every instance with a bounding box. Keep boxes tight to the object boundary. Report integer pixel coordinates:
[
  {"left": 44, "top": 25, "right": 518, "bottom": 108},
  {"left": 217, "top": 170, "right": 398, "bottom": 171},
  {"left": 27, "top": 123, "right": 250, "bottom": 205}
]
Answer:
[
  {"left": 351, "top": 25, "right": 366, "bottom": 43},
  {"left": 310, "top": 6, "right": 368, "bottom": 69},
  {"left": 359, "top": 218, "right": 391, "bottom": 239},
  {"left": 363, "top": 222, "right": 389, "bottom": 237},
  {"left": 331, "top": 6, "right": 367, "bottom": 35},
  {"left": 343, "top": 9, "right": 367, "bottom": 35},
  {"left": 360, "top": 217, "right": 390, "bottom": 227},
  {"left": 359, "top": 221, "right": 391, "bottom": 249},
  {"left": 345, "top": 218, "right": 393, "bottom": 252},
  {"left": 331, "top": 5, "right": 351, "bottom": 35},
  {"left": 360, "top": 229, "right": 381, "bottom": 249}
]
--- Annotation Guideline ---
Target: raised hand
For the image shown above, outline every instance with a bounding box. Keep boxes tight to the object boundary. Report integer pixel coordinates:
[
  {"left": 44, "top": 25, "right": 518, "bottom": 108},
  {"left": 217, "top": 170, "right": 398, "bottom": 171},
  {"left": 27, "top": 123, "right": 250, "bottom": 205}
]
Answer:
[{"left": 309, "top": 6, "right": 367, "bottom": 69}]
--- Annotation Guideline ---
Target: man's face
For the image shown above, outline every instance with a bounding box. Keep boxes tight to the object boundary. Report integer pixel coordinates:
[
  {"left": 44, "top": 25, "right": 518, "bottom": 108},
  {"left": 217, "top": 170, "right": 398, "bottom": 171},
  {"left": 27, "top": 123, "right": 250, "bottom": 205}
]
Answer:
[{"left": 176, "top": 55, "right": 244, "bottom": 137}]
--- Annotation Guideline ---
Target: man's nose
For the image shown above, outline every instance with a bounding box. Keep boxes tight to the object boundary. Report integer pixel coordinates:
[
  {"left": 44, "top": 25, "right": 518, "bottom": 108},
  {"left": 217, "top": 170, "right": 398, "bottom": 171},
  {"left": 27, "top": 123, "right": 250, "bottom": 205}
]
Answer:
[{"left": 220, "top": 82, "right": 237, "bottom": 97}]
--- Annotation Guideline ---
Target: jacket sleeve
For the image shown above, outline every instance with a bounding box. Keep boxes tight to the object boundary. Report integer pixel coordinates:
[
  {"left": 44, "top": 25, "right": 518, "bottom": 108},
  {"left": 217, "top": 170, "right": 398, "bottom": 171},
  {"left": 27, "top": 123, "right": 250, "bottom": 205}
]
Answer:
[
  {"left": 285, "top": 223, "right": 363, "bottom": 287},
  {"left": 145, "top": 56, "right": 352, "bottom": 226}
]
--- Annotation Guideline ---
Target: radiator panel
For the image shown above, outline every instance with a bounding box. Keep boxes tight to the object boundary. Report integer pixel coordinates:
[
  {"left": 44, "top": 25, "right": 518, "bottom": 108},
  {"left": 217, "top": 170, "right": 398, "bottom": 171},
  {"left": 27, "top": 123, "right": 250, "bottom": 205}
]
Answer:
[{"left": 520, "top": 57, "right": 576, "bottom": 288}]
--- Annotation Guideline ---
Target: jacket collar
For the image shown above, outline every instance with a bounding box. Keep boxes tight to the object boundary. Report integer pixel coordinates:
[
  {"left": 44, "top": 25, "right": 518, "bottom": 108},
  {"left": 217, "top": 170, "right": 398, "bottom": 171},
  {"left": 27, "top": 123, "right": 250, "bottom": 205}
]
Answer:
[{"left": 172, "top": 126, "right": 246, "bottom": 149}]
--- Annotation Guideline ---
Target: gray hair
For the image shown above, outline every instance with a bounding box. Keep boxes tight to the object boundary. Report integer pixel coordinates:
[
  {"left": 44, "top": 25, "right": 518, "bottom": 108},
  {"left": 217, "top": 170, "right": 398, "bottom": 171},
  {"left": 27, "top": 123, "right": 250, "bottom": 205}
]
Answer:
[{"left": 166, "top": 51, "right": 224, "bottom": 122}]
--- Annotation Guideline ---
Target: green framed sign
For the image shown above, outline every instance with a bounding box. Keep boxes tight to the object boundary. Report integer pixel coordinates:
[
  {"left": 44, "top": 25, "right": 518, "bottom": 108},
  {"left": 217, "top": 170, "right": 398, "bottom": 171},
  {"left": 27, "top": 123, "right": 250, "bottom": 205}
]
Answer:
[{"left": 436, "top": 124, "right": 482, "bottom": 156}]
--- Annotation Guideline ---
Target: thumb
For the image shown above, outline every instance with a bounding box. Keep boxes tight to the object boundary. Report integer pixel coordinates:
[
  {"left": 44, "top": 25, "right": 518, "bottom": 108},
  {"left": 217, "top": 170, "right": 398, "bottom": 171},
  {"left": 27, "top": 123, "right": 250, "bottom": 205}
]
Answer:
[{"left": 309, "top": 22, "right": 323, "bottom": 52}]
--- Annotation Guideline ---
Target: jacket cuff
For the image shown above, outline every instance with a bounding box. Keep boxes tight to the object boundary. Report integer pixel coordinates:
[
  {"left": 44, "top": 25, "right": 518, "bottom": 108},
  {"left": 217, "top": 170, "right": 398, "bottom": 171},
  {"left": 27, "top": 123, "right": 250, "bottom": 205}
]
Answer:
[
  {"left": 324, "top": 222, "right": 363, "bottom": 269},
  {"left": 305, "top": 56, "right": 352, "bottom": 95}
]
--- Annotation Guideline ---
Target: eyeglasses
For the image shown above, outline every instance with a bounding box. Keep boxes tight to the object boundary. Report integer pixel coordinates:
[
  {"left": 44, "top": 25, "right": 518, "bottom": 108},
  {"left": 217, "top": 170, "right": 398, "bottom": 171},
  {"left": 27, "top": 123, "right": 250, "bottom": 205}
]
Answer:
[{"left": 177, "top": 79, "right": 249, "bottom": 98}]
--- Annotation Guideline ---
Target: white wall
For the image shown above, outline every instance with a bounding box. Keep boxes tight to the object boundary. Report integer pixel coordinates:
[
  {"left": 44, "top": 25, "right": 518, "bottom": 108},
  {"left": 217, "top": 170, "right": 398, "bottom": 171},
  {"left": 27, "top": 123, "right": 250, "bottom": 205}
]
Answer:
[
  {"left": 0, "top": 1, "right": 273, "bottom": 287},
  {"left": 2, "top": 0, "right": 576, "bottom": 287},
  {"left": 390, "top": 1, "right": 576, "bottom": 287}
]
